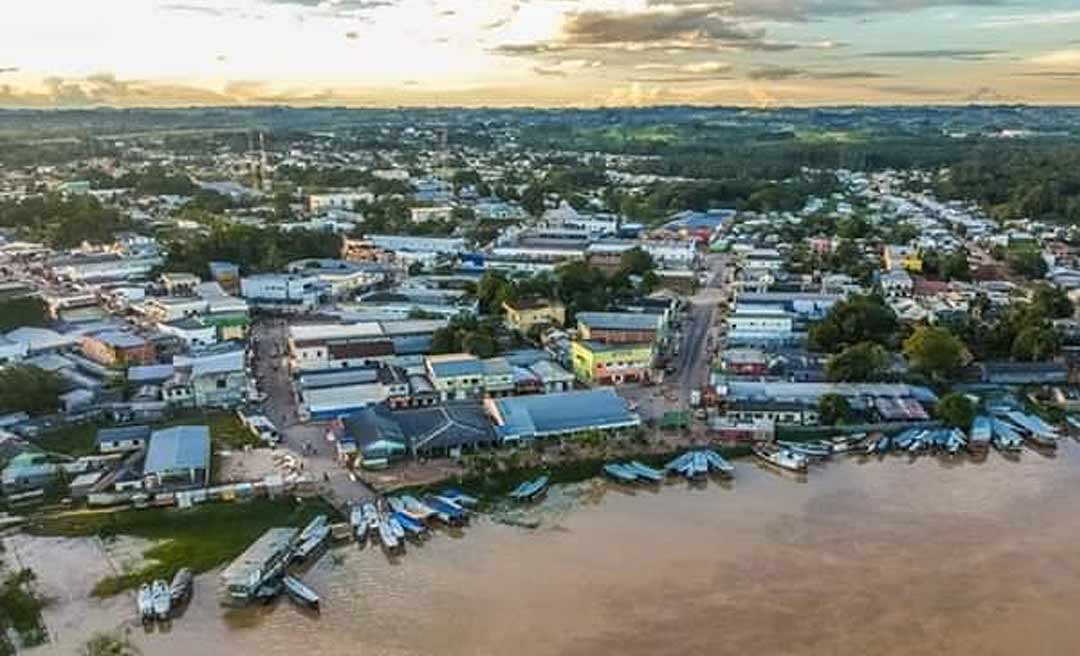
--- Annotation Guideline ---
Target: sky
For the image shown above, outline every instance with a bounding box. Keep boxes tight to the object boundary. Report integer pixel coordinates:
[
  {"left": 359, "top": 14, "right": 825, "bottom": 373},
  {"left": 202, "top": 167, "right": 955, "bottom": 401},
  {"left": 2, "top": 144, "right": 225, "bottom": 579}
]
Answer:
[{"left": 0, "top": 0, "right": 1079, "bottom": 108}]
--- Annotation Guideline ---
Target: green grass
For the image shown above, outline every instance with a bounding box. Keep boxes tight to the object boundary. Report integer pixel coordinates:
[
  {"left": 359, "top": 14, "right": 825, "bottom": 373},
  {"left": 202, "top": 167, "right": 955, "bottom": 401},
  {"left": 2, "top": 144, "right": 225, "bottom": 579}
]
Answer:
[
  {"left": 156, "top": 410, "right": 259, "bottom": 450},
  {"left": 35, "top": 422, "right": 100, "bottom": 457},
  {"left": 27, "top": 497, "right": 338, "bottom": 597},
  {"left": 0, "top": 567, "right": 48, "bottom": 653}
]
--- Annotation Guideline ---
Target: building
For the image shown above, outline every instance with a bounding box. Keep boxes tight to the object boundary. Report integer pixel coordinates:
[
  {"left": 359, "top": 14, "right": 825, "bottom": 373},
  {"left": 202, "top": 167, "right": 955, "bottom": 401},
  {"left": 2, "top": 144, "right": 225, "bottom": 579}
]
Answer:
[
  {"left": 240, "top": 274, "right": 319, "bottom": 313},
  {"left": 503, "top": 298, "right": 565, "bottom": 334},
  {"left": 288, "top": 320, "right": 445, "bottom": 371},
  {"left": 96, "top": 425, "right": 151, "bottom": 453},
  {"left": 308, "top": 191, "right": 373, "bottom": 213},
  {"left": 48, "top": 254, "right": 163, "bottom": 283},
  {"left": 160, "top": 272, "right": 200, "bottom": 296},
  {"left": 880, "top": 270, "right": 914, "bottom": 299},
  {"left": 165, "top": 349, "right": 248, "bottom": 409},
  {"left": 487, "top": 389, "right": 641, "bottom": 442},
  {"left": 334, "top": 402, "right": 497, "bottom": 463},
  {"left": 576, "top": 312, "right": 663, "bottom": 345},
  {"left": 409, "top": 206, "right": 454, "bottom": 223},
  {"left": 1, "top": 452, "right": 61, "bottom": 495},
  {"left": 158, "top": 318, "right": 218, "bottom": 349},
  {"left": 718, "top": 348, "right": 769, "bottom": 377},
  {"left": 296, "top": 365, "right": 410, "bottom": 421},
  {"left": 80, "top": 331, "right": 156, "bottom": 366},
  {"left": 571, "top": 340, "right": 654, "bottom": 385},
  {"left": 884, "top": 245, "right": 922, "bottom": 273},
  {"left": 724, "top": 306, "right": 795, "bottom": 346},
  {"left": 142, "top": 425, "right": 211, "bottom": 489},
  {"left": 208, "top": 261, "right": 241, "bottom": 294},
  {"left": 425, "top": 354, "right": 515, "bottom": 401}
]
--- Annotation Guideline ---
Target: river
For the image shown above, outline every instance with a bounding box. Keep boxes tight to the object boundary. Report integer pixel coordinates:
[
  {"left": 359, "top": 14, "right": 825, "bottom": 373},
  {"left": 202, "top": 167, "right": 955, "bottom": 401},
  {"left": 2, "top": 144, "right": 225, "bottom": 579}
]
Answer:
[{"left": 23, "top": 441, "right": 1080, "bottom": 655}]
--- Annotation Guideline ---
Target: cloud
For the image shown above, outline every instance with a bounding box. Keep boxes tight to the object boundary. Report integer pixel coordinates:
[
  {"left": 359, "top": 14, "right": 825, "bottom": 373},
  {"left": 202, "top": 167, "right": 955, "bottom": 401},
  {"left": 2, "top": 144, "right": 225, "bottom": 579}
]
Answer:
[
  {"left": 870, "top": 83, "right": 949, "bottom": 97},
  {"left": 650, "top": 0, "right": 1004, "bottom": 22},
  {"left": 160, "top": 3, "right": 227, "bottom": 16},
  {"left": 747, "top": 66, "right": 890, "bottom": 80},
  {"left": 0, "top": 67, "right": 18, "bottom": 74},
  {"left": 345, "top": 31, "right": 360, "bottom": 39},
  {"left": 747, "top": 66, "right": 804, "bottom": 81},
  {"left": 681, "top": 61, "right": 731, "bottom": 74},
  {"left": 980, "top": 9, "right": 1080, "bottom": 28},
  {"left": 492, "top": 6, "right": 806, "bottom": 57},
  {"left": 863, "top": 49, "right": 1004, "bottom": 60},
  {"left": 1031, "top": 49, "right": 1080, "bottom": 67}
]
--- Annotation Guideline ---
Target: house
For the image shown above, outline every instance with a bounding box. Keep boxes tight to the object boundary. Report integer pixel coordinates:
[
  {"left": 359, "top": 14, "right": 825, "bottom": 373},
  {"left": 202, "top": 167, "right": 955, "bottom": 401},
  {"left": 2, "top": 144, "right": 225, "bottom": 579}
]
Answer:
[
  {"left": 165, "top": 349, "right": 248, "bottom": 409},
  {"left": 503, "top": 298, "right": 565, "bottom": 334},
  {"left": 334, "top": 402, "right": 497, "bottom": 464},
  {"left": 724, "top": 306, "right": 795, "bottom": 346},
  {"left": 240, "top": 274, "right": 319, "bottom": 313},
  {"left": 980, "top": 361, "right": 1069, "bottom": 386},
  {"left": 576, "top": 312, "right": 662, "bottom": 345},
  {"left": 486, "top": 389, "right": 641, "bottom": 442},
  {"left": 409, "top": 206, "right": 454, "bottom": 223},
  {"left": 142, "top": 425, "right": 211, "bottom": 490},
  {"left": 1, "top": 452, "right": 61, "bottom": 495},
  {"left": 80, "top": 331, "right": 156, "bottom": 366},
  {"left": 719, "top": 348, "right": 769, "bottom": 377},
  {"left": 884, "top": 245, "right": 922, "bottom": 273},
  {"left": 880, "top": 270, "right": 914, "bottom": 299},
  {"left": 571, "top": 340, "right": 654, "bottom": 385},
  {"left": 425, "top": 354, "right": 515, "bottom": 401},
  {"left": 96, "top": 425, "right": 151, "bottom": 453},
  {"left": 158, "top": 317, "right": 218, "bottom": 349},
  {"left": 160, "top": 272, "right": 200, "bottom": 296}
]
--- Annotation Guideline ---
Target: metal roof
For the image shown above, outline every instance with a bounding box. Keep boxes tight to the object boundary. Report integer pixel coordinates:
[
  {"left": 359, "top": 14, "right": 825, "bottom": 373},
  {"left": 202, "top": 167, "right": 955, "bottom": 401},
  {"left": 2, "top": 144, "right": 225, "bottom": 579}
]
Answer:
[
  {"left": 143, "top": 426, "right": 210, "bottom": 475},
  {"left": 96, "top": 425, "right": 151, "bottom": 445},
  {"left": 577, "top": 312, "right": 660, "bottom": 332},
  {"left": 430, "top": 358, "right": 484, "bottom": 378},
  {"left": 492, "top": 389, "right": 641, "bottom": 440}
]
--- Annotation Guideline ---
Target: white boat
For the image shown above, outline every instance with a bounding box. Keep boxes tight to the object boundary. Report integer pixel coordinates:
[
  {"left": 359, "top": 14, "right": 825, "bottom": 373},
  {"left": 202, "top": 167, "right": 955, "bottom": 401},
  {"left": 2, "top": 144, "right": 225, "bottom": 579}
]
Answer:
[
  {"left": 363, "top": 503, "right": 380, "bottom": 532},
  {"left": 283, "top": 575, "right": 320, "bottom": 611},
  {"left": 378, "top": 518, "right": 401, "bottom": 550},
  {"left": 151, "top": 579, "right": 171, "bottom": 621},
  {"left": 401, "top": 495, "right": 436, "bottom": 519},
  {"left": 294, "top": 525, "right": 331, "bottom": 562},
  {"left": 752, "top": 444, "right": 808, "bottom": 472},
  {"left": 137, "top": 583, "right": 154, "bottom": 621},
  {"left": 388, "top": 516, "right": 405, "bottom": 540}
]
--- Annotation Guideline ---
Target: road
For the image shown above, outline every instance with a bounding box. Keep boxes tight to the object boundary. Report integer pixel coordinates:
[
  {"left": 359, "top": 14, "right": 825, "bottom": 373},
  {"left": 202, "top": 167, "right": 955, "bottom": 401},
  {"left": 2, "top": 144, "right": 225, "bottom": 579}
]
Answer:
[
  {"left": 250, "top": 317, "right": 376, "bottom": 509},
  {"left": 673, "top": 253, "right": 729, "bottom": 406}
]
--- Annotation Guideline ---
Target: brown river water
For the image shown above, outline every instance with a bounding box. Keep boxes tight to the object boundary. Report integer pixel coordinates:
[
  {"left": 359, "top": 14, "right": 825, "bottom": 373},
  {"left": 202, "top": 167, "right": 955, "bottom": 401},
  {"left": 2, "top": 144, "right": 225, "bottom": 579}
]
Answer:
[{"left": 19, "top": 441, "right": 1080, "bottom": 655}]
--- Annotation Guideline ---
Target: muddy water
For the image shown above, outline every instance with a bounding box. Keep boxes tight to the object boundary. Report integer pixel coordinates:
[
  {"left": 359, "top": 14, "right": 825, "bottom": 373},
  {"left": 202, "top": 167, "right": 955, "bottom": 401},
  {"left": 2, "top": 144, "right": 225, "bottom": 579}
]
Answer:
[{"left": 31, "top": 443, "right": 1080, "bottom": 655}]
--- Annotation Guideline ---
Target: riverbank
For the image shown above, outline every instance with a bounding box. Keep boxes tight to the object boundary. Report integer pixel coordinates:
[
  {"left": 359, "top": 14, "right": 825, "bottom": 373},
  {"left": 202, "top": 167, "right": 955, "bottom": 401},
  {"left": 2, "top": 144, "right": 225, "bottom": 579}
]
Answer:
[{"left": 26, "top": 497, "right": 337, "bottom": 597}]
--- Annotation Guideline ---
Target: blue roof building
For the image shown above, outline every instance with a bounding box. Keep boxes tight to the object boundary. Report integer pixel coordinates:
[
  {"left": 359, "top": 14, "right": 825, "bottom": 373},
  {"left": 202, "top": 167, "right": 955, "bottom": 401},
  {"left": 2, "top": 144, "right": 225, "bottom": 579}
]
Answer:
[
  {"left": 143, "top": 425, "right": 211, "bottom": 489},
  {"left": 489, "top": 389, "right": 641, "bottom": 442}
]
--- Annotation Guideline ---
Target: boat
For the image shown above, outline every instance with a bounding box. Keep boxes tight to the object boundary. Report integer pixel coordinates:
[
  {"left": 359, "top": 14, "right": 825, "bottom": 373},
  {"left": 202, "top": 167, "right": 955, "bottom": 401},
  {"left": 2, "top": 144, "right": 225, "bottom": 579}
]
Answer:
[
  {"left": 508, "top": 475, "right": 550, "bottom": 502},
  {"left": 392, "top": 511, "right": 427, "bottom": 537},
  {"left": 401, "top": 495, "right": 437, "bottom": 520},
  {"left": 169, "top": 568, "right": 193, "bottom": 605},
  {"left": 378, "top": 518, "right": 401, "bottom": 550},
  {"left": 293, "top": 524, "right": 331, "bottom": 562},
  {"left": 991, "top": 419, "right": 1024, "bottom": 452},
  {"left": 386, "top": 496, "right": 406, "bottom": 513},
  {"left": 702, "top": 450, "right": 735, "bottom": 476},
  {"left": 692, "top": 452, "right": 709, "bottom": 476},
  {"left": 151, "top": 579, "right": 172, "bottom": 621},
  {"left": 297, "top": 515, "right": 328, "bottom": 544},
  {"left": 254, "top": 578, "right": 283, "bottom": 604},
  {"left": 432, "top": 495, "right": 467, "bottom": 513},
  {"left": 282, "top": 575, "right": 319, "bottom": 611},
  {"left": 388, "top": 515, "right": 405, "bottom": 540},
  {"left": 776, "top": 441, "right": 831, "bottom": 459},
  {"left": 752, "top": 444, "right": 808, "bottom": 472},
  {"left": 439, "top": 488, "right": 479, "bottom": 507},
  {"left": 969, "top": 416, "right": 991, "bottom": 453},
  {"left": 137, "top": 583, "right": 154, "bottom": 621},
  {"left": 363, "top": 503, "right": 380, "bottom": 532},
  {"left": 603, "top": 463, "right": 640, "bottom": 483},
  {"left": 627, "top": 461, "right": 665, "bottom": 482},
  {"left": 665, "top": 452, "right": 694, "bottom": 471},
  {"left": 423, "top": 496, "right": 465, "bottom": 524},
  {"left": 1005, "top": 411, "right": 1058, "bottom": 448},
  {"left": 349, "top": 505, "right": 365, "bottom": 528}
]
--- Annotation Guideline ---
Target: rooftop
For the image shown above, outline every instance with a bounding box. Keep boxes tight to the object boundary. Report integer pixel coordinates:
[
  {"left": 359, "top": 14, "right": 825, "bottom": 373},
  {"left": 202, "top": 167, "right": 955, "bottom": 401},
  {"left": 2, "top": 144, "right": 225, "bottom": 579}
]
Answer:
[
  {"left": 576, "top": 312, "right": 660, "bottom": 332},
  {"left": 143, "top": 426, "right": 211, "bottom": 476},
  {"left": 491, "top": 389, "right": 640, "bottom": 440}
]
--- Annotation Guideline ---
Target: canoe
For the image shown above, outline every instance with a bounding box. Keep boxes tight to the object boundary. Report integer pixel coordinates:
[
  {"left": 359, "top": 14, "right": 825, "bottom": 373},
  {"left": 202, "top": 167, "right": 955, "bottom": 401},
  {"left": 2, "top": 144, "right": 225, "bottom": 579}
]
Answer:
[
  {"left": 401, "top": 495, "right": 436, "bottom": 519},
  {"left": 702, "top": 450, "right": 735, "bottom": 475},
  {"left": 378, "top": 518, "right": 401, "bottom": 550},
  {"left": 137, "top": 583, "right": 154, "bottom": 621},
  {"left": 509, "top": 476, "right": 549, "bottom": 501},
  {"left": 169, "top": 568, "right": 193, "bottom": 605},
  {"left": 392, "top": 511, "right": 427, "bottom": 536},
  {"left": 283, "top": 575, "right": 319, "bottom": 610},
  {"left": 627, "top": 461, "right": 665, "bottom": 482},
  {"left": 603, "top": 463, "right": 639, "bottom": 483},
  {"left": 439, "top": 488, "right": 479, "bottom": 507},
  {"left": 293, "top": 525, "right": 330, "bottom": 562},
  {"left": 151, "top": 579, "right": 171, "bottom": 621},
  {"left": 752, "top": 445, "right": 808, "bottom": 472},
  {"left": 298, "top": 515, "right": 328, "bottom": 543}
]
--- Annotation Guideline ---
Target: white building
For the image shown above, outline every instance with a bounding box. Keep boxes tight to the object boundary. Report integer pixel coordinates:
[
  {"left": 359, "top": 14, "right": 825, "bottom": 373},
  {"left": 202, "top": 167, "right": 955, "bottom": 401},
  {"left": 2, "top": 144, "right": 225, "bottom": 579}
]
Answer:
[
  {"left": 642, "top": 239, "right": 698, "bottom": 270},
  {"left": 409, "top": 206, "right": 454, "bottom": 223},
  {"left": 725, "top": 305, "right": 795, "bottom": 345},
  {"left": 240, "top": 275, "right": 319, "bottom": 313},
  {"left": 308, "top": 191, "right": 374, "bottom": 213}
]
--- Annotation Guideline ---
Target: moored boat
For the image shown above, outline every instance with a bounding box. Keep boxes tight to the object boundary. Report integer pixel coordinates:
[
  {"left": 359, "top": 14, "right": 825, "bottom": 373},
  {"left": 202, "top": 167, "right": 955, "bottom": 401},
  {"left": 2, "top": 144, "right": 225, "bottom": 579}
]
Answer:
[
  {"left": 378, "top": 518, "right": 401, "bottom": 550},
  {"left": 752, "top": 444, "right": 808, "bottom": 472},
  {"left": 169, "top": 568, "right": 193, "bottom": 606},
  {"left": 603, "top": 463, "right": 639, "bottom": 483},
  {"left": 282, "top": 575, "right": 320, "bottom": 611},
  {"left": 509, "top": 475, "right": 550, "bottom": 502},
  {"left": 627, "top": 461, "right": 665, "bottom": 482},
  {"left": 702, "top": 450, "right": 735, "bottom": 476},
  {"left": 151, "top": 579, "right": 171, "bottom": 621},
  {"left": 137, "top": 583, "right": 154, "bottom": 621}
]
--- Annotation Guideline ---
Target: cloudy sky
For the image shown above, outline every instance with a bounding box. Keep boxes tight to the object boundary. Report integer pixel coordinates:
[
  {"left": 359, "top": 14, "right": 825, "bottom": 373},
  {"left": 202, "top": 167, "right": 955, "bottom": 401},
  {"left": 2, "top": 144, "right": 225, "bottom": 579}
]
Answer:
[{"left": 0, "top": 0, "right": 1078, "bottom": 107}]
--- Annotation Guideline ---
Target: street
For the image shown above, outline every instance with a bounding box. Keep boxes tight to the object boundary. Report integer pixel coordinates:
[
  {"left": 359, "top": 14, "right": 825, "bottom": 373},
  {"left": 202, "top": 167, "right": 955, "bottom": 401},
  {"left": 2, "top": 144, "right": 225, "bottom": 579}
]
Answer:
[{"left": 674, "top": 253, "right": 729, "bottom": 406}]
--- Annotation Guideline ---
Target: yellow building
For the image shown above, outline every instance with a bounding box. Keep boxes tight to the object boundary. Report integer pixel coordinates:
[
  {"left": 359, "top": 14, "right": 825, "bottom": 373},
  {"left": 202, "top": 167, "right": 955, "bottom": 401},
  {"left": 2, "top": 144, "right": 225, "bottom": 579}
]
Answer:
[
  {"left": 883, "top": 245, "right": 922, "bottom": 273},
  {"left": 503, "top": 298, "right": 566, "bottom": 334},
  {"left": 571, "top": 340, "right": 654, "bottom": 385}
]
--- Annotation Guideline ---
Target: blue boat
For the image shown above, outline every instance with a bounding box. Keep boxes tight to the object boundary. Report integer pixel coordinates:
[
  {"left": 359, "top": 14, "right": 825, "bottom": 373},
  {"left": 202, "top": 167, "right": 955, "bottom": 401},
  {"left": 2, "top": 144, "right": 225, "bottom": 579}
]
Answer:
[
  {"left": 439, "top": 488, "right": 479, "bottom": 507},
  {"left": 627, "top": 461, "right": 665, "bottom": 482},
  {"left": 508, "top": 475, "right": 550, "bottom": 502},
  {"left": 392, "top": 511, "right": 427, "bottom": 537},
  {"left": 603, "top": 463, "right": 639, "bottom": 483},
  {"left": 702, "top": 450, "right": 735, "bottom": 476},
  {"left": 424, "top": 496, "right": 466, "bottom": 522},
  {"left": 665, "top": 452, "right": 694, "bottom": 472}
]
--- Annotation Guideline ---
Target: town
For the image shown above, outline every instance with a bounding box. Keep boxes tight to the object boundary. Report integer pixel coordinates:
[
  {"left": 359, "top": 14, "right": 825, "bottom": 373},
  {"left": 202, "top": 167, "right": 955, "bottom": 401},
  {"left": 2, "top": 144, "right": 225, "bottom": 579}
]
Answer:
[{"left": 2, "top": 105, "right": 1080, "bottom": 652}]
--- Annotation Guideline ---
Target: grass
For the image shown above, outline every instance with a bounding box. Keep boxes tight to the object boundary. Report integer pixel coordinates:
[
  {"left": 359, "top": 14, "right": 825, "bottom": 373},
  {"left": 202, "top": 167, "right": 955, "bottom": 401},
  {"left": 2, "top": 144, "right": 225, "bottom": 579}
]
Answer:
[
  {"left": 26, "top": 497, "right": 338, "bottom": 597},
  {"left": 35, "top": 422, "right": 100, "bottom": 457},
  {"left": 156, "top": 410, "right": 260, "bottom": 450},
  {"left": 0, "top": 566, "right": 49, "bottom": 654}
]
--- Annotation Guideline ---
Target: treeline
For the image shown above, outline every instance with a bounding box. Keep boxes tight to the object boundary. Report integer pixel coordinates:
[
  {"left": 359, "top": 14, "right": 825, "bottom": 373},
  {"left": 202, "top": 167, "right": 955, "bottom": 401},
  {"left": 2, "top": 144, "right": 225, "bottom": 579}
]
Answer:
[
  {"left": 0, "top": 195, "right": 132, "bottom": 248},
  {"left": 163, "top": 223, "right": 342, "bottom": 276},
  {"left": 937, "top": 146, "right": 1080, "bottom": 224}
]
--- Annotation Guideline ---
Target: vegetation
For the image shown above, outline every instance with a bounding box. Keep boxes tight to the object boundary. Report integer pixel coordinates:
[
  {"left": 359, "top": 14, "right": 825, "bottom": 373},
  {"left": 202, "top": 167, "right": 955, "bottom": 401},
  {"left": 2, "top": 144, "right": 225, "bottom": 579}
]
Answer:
[
  {"left": 809, "top": 294, "right": 899, "bottom": 353},
  {"left": 818, "top": 394, "right": 853, "bottom": 426},
  {"left": 1006, "top": 244, "right": 1048, "bottom": 279},
  {"left": 0, "top": 365, "right": 67, "bottom": 416},
  {"left": 825, "top": 342, "right": 890, "bottom": 382},
  {"left": 0, "top": 296, "right": 48, "bottom": 332},
  {"left": 80, "top": 631, "right": 141, "bottom": 656},
  {"left": 431, "top": 316, "right": 502, "bottom": 358},
  {"left": 0, "top": 195, "right": 133, "bottom": 248},
  {"left": 934, "top": 393, "right": 976, "bottom": 429},
  {"left": 34, "top": 422, "right": 99, "bottom": 457},
  {"left": 156, "top": 411, "right": 259, "bottom": 450},
  {"left": 0, "top": 565, "right": 49, "bottom": 654},
  {"left": 28, "top": 498, "right": 336, "bottom": 597},
  {"left": 163, "top": 223, "right": 342, "bottom": 275},
  {"left": 903, "top": 326, "right": 968, "bottom": 383}
]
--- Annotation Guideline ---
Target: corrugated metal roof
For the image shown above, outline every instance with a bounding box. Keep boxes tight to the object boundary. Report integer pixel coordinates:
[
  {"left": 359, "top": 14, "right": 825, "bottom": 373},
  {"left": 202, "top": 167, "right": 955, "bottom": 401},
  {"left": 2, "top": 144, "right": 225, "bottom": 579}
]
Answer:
[
  {"left": 577, "top": 312, "right": 659, "bottom": 332},
  {"left": 493, "top": 389, "right": 640, "bottom": 440},
  {"left": 143, "top": 426, "right": 210, "bottom": 475}
]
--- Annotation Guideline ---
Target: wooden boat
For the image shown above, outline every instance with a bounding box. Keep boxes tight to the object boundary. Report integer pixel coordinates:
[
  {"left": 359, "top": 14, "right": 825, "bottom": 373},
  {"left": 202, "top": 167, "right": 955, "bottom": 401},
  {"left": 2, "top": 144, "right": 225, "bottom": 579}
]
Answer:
[
  {"left": 508, "top": 475, "right": 550, "bottom": 502},
  {"left": 439, "top": 488, "right": 479, "bottom": 507},
  {"left": 392, "top": 511, "right": 427, "bottom": 537},
  {"left": 664, "top": 452, "right": 694, "bottom": 472},
  {"left": 702, "top": 450, "right": 735, "bottom": 476},
  {"left": 401, "top": 495, "right": 437, "bottom": 520},
  {"left": 422, "top": 496, "right": 464, "bottom": 524},
  {"left": 169, "top": 568, "right": 193, "bottom": 605},
  {"left": 297, "top": 515, "right": 328, "bottom": 544},
  {"left": 282, "top": 575, "right": 319, "bottom": 611},
  {"left": 969, "top": 416, "right": 992, "bottom": 453},
  {"left": 603, "top": 463, "right": 639, "bottom": 483},
  {"left": 151, "top": 579, "right": 172, "bottom": 621},
  {"left": 991, "top": 419, "right": 1024, "bottom": 451},
  {"left": 137, "top": 583, "right": 154, "bottom": 621},
  {"left": 752, "top": 444, "right": 808, "bottom": 472},
  {"left": 378, "top": 518, "right": 401, "bottom": 550},
  {"left": 776, "top": 441, "right": 831, "bottom": 458},
  {"left": 293, "top": 524, "right": 330, "bottom": 562},
  {"left": 388, "top": 515, "right": 405, "bottom": 540}
]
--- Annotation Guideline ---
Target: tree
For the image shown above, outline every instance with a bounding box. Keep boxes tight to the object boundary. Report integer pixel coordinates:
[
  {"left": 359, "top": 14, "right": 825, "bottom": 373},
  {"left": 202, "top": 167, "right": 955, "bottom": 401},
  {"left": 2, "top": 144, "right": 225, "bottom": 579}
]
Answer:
[
  {"left": 808, "top": 294, "right": 899, "bottom": 353},
  {"left": 942, "top": 250, "right": 971, "bottom": 282},
  {"left": 0, "top": 296, "right": 48, "bottom": 332},
  {"left": 1007, "top": 246, "right": 1047, "bottom": 279},
  {"left": 826, "top": 342, "right": 890, "bottom": 382},
  {"left": 1031, "top": 283, "right": 1074, "bottom": 319},
  {"left": 1011, "top": 324, "right": 1061, "bottom": 362},
  {"left": 475, "top": 271, "right": 510, "bottom": 315},
  {"left": 617, "top": 247, "right": 655, "bottom": 277},
  {"left": 903, "top": 326, "right": 967, "bottom": 382},
  {"left": 0, "top": 366, "right": 67, "bottom": 416},
  {"left": 818, "top": 394, "right": 852, "bottom": 426},
  {"left": 934, "top": 393, "right": 976, "bottom": 429}
]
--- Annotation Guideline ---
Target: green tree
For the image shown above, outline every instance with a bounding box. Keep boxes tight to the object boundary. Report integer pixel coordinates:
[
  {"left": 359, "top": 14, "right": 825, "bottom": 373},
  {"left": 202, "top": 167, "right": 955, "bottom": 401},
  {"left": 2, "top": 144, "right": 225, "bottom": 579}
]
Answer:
[
  {"left": 1031, "top": 284, "right": 1074, "bottom": 319},
  {"left": 825, "top": 342, "right": 890, "bottom": 382},
  {"left": 903, "top": 326, "right": 967, "bottom": 382},
  {"left": 0, "top": 296, "right": 48, "bottom": 332},
  {"left": 1007, "top": 246, "right": 1047, "bottom": 279},
  {"left": 934, "top": 393, "right": 976, "bottom": 429},
  {"left": 818, "top": 394, "right": 852, "bottom": 426},
  {"left": 1011, "top": 324, "right": 1061, "bottom": 362},
  {"left": 475, "top": 271, "right": 511, "bottom": 315},
  {"left": 0, "top": 366, "right": 67, "bottom": 416},
  {"left": 808, "top": 294, "right": 899, "bottom": 353},
  {"left": 617, "top": 247, "right": 655, "bottom": 277}
]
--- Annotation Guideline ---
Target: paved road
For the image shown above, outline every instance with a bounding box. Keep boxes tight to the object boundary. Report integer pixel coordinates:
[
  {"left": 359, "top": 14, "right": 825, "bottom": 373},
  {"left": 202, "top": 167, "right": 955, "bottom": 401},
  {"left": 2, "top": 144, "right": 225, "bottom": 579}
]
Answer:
[
  {"left": 673, "top": 253, "right": 729, "bottom": 406},
  {"left": 250, "top": 318, "right": 376, "bottom": 509}
]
